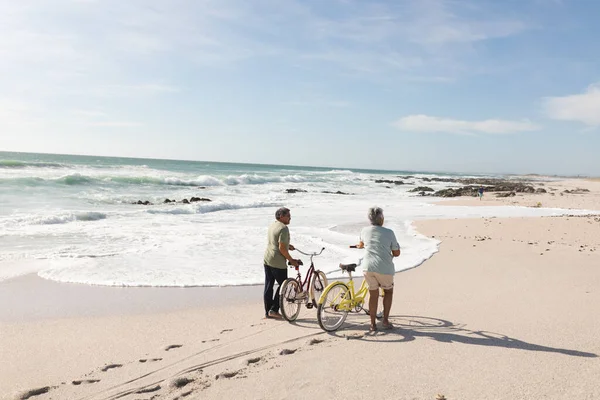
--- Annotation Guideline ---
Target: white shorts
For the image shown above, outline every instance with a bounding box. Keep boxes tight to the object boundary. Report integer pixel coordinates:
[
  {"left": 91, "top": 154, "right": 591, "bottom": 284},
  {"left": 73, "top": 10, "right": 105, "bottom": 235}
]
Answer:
[{"left": 363, "top": 271, "right": 394, "bottom": 291}]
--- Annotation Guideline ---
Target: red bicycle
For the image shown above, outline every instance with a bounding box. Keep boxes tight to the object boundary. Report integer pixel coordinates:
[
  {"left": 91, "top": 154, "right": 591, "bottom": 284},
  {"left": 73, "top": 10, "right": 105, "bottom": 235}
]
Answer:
[{"left": 279, "top": 247, "right": 328, "bottom": 322}]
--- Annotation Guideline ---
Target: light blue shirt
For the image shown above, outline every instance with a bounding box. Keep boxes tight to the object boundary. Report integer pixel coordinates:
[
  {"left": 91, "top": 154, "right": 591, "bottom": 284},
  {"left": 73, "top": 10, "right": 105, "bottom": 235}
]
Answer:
[{"left": 360, "top": 225, "right": 400, "bottom": 275}]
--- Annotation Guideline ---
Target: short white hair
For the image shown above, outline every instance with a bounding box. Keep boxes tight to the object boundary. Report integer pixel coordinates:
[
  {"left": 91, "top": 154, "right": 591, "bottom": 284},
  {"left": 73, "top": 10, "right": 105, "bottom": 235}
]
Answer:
[{"left": 368, "top": 207, "right": 384, "bottom": 226}]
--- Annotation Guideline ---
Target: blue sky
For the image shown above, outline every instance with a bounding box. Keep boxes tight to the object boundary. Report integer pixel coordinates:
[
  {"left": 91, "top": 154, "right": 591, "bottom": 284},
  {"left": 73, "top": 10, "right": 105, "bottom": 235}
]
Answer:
[{"left": 1, "top": 0, "right": 599, "bottom": 175}]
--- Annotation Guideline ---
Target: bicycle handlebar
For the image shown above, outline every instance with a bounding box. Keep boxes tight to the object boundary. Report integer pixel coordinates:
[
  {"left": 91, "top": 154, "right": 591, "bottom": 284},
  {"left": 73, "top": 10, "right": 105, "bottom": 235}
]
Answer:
[
  {"left": 294, "top": 247, "right": 325, "bottom": 257},
  {"left": 287, "top": 247, "right": 325, "bottom": 268}
]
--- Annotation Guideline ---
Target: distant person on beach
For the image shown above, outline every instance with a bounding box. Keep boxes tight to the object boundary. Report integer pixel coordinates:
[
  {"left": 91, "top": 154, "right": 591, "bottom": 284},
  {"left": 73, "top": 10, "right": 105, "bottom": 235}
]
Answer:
[
  {"left": 478, "top": 186, "right": 484, "bottom": 200},
  {"left": 263, "top": 207, "right": 299, "bottom": 319},
  {"left": 354, "top": 206, "right": 400, "bottom": 331}
]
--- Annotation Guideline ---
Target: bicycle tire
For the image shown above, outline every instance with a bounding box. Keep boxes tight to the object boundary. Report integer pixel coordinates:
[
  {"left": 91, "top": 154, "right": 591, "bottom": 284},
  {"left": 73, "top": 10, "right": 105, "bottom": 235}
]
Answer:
[
  {"left": 309, "top": 270, "right": 328, "bottom": 305},
  {"left": 364, "top": 288, "right": 384, "bottom": 320},
  {"left": 279, "top": 279, "right": 302, "bottom": 322},
  {"left": 317, "top": 282, "right": 350, "bottom": 332}
]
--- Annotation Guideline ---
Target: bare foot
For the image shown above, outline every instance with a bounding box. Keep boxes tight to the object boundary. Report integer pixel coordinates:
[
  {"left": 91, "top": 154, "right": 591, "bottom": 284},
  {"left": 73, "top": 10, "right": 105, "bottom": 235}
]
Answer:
[{"left": 267, "top": 311, "right": 283, "bottom": 319}]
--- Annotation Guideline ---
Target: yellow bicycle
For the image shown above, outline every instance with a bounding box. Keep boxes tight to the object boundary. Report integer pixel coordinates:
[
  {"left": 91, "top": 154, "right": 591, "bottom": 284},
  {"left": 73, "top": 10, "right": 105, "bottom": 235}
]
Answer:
[{"left": 316, "top": 263, "right": 383, "bottom": 332}]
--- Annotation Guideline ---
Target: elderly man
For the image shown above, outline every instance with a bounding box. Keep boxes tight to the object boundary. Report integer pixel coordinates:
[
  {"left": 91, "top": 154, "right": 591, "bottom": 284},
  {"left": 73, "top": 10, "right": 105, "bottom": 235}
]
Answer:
[
  {"left": 263, "top": 207, "right": 299, "bottom": 319},
  {"left": 355, "top": 206, "right": 401, "bottom": 331}
]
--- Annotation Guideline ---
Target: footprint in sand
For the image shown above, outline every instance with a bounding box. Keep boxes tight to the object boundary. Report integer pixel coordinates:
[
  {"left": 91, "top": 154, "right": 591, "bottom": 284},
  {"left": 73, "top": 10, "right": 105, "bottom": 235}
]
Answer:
[
  {"left": 170, "top": 377, "right": 194, "bottom": 388},
  {"left": 101, "top": 364, "right": 123, "bottom": 372},
  {"left": 135, "top": 385, "right": 161, "bottom": 394},
  {"left": 17, "top": 386, "right": 53, "bottom": 400},
  {"left": 220, "top": 328, "right": 233, "bottom": 334},
  {"left": 279, "top": 348, "right": 297, "bottom": 355},
  {"left": 215, "top": 370, "right": 239, "bottom": 380},
  {"left": 201, "top": 339, "right": 219, "bottom": 343},
  {"left": 72, "top": 379, "right": 100, "bottom": 385},
  {"left": 165, "top": 344, "right": 183, "bottom": 351},
  {"left": 344, "top": 333, "right": 365, "bottom": 340},
  {"left": 308, "top": 338, "right": 324, "bottom": 345},
  {"left": 246, "top": 356, "right": 262, "bottom": 365},
  {"left": 139, "top": 358, "right": 163, "bottom": 363}
]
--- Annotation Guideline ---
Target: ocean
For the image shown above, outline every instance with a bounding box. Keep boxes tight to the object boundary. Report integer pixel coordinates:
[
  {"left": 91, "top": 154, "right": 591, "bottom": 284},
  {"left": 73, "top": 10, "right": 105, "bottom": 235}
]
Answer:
[{"left": 0, "top": 151, "right": 580, "bottom": 287}]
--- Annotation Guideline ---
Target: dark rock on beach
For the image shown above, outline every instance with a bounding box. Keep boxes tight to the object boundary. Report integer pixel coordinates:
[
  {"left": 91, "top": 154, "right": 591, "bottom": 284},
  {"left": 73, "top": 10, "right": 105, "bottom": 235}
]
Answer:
[
  {"left": 496, "top": 191, "right": 516, "bottom": 197},
  {"left": 322, "top": 190, "right": 352, "bottom": 195},
  {"left": 564, "top": 188, "right": 590, "bottom": 194},
  {"left": 409, "top": 186, "right": 434, "bottom": 193},
  {"left": 135, "top": 196, "right": 211, "bottom": 205},
  {"left": 375, "top": 179, "right": 404, "bottom": 185},
  {"left": 433, "top": 187, "right": 479, "bottom": 198},
  {"left": 424, "top": 178, "right": 541, "bottom": 197},
  {"left": 286, "top": 188, "right": 307, "bottom": 193}
]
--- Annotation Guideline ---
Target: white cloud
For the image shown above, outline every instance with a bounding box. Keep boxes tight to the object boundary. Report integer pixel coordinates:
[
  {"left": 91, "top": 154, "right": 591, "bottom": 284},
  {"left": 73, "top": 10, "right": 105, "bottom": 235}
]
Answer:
[
  {"left": 393, "top": 114, "right": 541, "bottom": 135},
  {"left": 543, "top": 83, "right": 600, "bottom": 126}
]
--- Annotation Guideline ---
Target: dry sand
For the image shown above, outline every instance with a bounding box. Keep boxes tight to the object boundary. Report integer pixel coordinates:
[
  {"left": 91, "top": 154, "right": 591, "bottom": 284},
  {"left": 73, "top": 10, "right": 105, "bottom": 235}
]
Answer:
[{"left": 2, "top": 179, "right": 600, "bottom": 400}]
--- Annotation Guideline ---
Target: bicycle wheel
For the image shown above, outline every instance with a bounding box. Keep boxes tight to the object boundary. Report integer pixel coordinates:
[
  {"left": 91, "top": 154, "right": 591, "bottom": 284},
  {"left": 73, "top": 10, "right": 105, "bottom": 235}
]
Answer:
[
  {"left": 317, "top": 282, "right": 350, "bottom": 332},
  {"left": 309, "top": 270, "right": 328, "bottom": 305},
  {"left": 364, "top": 288, "right": 384, "bottom": 320},
  {"left": 279, "top": 279, "right": 302, "bottom": 322}
]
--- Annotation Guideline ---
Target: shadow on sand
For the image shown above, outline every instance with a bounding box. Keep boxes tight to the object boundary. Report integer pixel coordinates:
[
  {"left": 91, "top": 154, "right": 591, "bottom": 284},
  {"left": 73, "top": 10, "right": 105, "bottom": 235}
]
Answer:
[{"left": 322, "top": 314, "right": 598, "bottom": 358}]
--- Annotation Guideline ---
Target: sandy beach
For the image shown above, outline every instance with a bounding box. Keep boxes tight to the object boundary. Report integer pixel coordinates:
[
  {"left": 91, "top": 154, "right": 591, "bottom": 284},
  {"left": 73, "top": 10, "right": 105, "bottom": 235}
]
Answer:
[{"left": 2, "top": 179, "right": 600, "bottom": 400}]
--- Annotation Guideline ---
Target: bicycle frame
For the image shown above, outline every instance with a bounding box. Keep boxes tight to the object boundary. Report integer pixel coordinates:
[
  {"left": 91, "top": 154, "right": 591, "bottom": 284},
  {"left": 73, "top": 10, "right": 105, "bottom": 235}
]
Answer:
[
  {"left": 292, "top": 247, "right": 325, "bottom": 301},
  {"left": 292, "top": 262, "right": 316, "bottom": 293},
  {"left": 324, "top": 269, "right": 370, "bottom": 312}
]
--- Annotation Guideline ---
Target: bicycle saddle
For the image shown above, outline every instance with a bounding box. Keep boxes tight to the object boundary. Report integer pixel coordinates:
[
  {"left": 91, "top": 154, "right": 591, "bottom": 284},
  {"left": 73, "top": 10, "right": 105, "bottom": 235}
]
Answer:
[{"left": 339, "top": 263, "right": 357, "bottom": 272}]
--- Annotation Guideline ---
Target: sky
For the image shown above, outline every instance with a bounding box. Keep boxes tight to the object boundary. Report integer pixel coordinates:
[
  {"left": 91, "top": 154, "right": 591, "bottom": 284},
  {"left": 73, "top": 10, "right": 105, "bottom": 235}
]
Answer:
[{"left": 1, "top": 0, "right": 599, "bottom": 175}]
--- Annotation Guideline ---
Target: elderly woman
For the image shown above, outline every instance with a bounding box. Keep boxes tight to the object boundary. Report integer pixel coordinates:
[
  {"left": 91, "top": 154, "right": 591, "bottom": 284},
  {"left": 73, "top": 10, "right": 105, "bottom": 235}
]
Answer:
[{"left": 355, "top": 206, "right": 401, "bottom": 331}]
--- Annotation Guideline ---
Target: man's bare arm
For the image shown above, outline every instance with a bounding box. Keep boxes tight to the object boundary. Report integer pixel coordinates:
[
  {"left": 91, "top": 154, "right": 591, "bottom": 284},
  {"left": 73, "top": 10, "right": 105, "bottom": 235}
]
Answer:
[{"left": 279, "top": 242, "right": 298, "bottom": 266}]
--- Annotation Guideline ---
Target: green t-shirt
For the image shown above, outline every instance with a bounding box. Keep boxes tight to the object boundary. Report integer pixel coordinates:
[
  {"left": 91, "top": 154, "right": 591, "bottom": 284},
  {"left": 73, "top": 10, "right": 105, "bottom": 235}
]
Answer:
[{"left": 263, "top": 220, "right": 290, "bottom": 269}]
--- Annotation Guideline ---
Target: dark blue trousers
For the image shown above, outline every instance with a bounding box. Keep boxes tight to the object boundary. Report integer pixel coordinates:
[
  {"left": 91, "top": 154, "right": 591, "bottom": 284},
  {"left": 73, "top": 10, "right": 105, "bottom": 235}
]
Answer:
[{"left": 263, "top": 264, "right": 288, "bottom": 316}]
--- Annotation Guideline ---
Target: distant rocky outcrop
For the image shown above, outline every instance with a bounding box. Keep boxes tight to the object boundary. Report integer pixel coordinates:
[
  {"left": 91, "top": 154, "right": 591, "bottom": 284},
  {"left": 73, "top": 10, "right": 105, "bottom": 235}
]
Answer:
[
  {"left": 433, "top": 187, "right": 479, "bottom": 198},
  {"left": 286, "top": 188, "right": 307, "bottom": 193},
  {"left": 375, "top": 179, "right": 404, "bottom": 185},
  {"left": 564, "top": 188, "right": 590, "bottom": 194},
  {"left": 408, "top": 186, "right": 434, "bottom": 193},
  {"left": 496, "top": 192, "right": 516, "bottom": 198},
  {"left": 322, "top": 190, "right": 352, "bottom": 195},
  {"left": 414, "top": 178, "right": 543, "bottom": 198},
  {"left": 133, "top": 196, "right": 211, "bottom": 205}
]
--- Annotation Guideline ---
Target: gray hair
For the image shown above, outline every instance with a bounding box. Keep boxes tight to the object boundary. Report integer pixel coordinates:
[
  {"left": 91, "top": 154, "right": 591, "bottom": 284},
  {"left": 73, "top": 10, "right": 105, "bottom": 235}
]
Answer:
[
  {"left": 275, "top": 207, "right": 290, "bottom": 220},
  {"left": 368, "top": 207, "right": 384, "bottom": 226}
]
